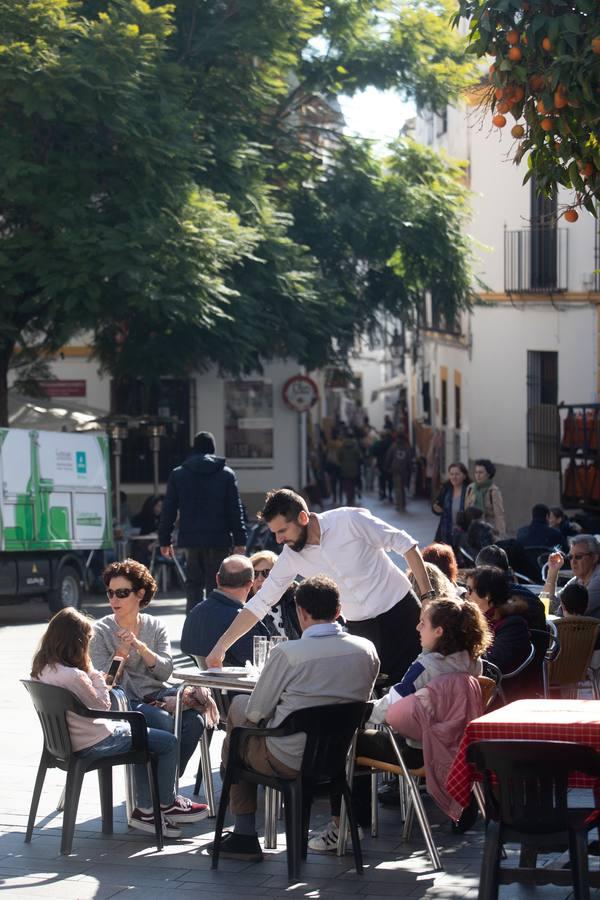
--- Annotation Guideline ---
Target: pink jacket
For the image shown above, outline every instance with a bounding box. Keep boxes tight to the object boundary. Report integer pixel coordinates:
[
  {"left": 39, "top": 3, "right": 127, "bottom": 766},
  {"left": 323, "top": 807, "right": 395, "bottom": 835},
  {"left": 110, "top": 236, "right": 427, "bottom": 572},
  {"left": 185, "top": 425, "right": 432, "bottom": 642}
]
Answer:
[{"left": 386, "top": 671, "right": 483, "bottom": 821}]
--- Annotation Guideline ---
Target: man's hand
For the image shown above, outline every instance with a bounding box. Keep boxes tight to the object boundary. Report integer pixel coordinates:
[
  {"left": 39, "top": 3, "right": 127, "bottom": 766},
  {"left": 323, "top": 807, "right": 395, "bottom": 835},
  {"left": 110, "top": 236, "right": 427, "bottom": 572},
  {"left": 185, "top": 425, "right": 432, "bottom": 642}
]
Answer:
[
  {"left": 206, "top": 642, "right": 225, "bottom": 669},
  {"left": 233, "top": 545, "right": 246, "bottom": 555},
  {"left": 547, "top": 551, "right": 564, "bottom": 572},
  {"left": 160, "top": 545, "right": 174, "bottom": 558}
]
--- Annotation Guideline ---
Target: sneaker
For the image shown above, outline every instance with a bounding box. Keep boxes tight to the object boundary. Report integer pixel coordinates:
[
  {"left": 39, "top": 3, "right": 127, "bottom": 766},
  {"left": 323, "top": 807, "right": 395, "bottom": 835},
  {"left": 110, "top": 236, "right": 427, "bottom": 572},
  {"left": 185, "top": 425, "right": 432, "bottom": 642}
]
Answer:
[
  {"left": 161, "top": 794, "right": 209, "bottom": 823},
  {"left": 129, "top": 808, "right": 182, "bottom": 839},
  {"left": 207, "top": 830, "right": 263, "bottom": 862},
  {"left": 308, "top": 819, "right": 364, "bottom": 853}
]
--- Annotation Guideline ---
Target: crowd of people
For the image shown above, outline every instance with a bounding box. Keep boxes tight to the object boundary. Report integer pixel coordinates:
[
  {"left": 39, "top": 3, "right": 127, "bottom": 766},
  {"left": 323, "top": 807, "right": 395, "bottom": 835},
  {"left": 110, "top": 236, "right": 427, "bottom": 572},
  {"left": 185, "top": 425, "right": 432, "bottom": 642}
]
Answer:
[{"left": 28, "top": 429, "right": 600, "bottom": 861}]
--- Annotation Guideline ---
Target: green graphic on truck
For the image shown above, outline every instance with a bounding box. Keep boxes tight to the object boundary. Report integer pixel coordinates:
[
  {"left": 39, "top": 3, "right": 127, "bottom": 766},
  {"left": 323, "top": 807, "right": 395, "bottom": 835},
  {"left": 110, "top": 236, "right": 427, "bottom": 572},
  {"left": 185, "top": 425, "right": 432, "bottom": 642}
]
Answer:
[{"left": 0, "top": 429, "right": 112, "bottom": 553}]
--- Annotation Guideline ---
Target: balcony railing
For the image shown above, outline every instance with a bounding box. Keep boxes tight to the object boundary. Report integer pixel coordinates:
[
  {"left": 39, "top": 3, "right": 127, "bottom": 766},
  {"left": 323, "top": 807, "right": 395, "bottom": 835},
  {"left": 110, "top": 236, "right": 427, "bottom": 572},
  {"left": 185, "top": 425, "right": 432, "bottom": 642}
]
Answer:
[{"left": 504, "top": 227, "right": 568, "bottom": 293}]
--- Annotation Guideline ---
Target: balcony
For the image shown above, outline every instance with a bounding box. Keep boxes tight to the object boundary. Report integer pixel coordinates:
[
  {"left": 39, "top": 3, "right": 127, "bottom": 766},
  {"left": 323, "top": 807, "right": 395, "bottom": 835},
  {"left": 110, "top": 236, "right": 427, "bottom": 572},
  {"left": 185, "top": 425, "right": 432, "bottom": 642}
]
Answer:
[{"left": 504, "top": 227, "right": 568, "bottom": 294}]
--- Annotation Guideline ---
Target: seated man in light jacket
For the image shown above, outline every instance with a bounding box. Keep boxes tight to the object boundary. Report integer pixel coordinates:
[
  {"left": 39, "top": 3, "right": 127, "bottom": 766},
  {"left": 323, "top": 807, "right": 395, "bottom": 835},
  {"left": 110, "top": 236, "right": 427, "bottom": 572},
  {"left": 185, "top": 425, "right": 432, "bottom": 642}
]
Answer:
[{"left": 211, "top": 574, "right": 379, "bottom": 862}]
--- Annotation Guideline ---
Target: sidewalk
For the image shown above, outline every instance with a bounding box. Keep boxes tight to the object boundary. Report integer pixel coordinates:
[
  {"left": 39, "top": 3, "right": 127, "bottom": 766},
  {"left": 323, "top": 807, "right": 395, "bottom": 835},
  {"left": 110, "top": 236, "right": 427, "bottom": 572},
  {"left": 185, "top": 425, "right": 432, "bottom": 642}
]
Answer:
[{"left": 0, "top": 494, "right": 594, "bottom": 899}]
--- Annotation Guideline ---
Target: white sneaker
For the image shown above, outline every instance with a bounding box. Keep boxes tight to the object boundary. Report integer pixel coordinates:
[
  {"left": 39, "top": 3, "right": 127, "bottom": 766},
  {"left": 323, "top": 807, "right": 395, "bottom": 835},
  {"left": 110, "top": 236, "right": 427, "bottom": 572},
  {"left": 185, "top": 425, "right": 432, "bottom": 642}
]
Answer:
[
  {"left": 308, "top": 819, "right": 364, "bottom": 853},
  {"left": 129, "top": 807, "right": 182, "bottom": 839}
]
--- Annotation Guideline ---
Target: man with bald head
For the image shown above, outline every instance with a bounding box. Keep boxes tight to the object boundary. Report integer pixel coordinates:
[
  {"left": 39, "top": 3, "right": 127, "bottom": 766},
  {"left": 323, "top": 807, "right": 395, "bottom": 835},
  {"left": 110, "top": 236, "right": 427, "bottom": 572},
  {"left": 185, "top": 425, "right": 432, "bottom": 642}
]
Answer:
[{"left": 181, "top": 555, "right": 270, "bottom": 666}]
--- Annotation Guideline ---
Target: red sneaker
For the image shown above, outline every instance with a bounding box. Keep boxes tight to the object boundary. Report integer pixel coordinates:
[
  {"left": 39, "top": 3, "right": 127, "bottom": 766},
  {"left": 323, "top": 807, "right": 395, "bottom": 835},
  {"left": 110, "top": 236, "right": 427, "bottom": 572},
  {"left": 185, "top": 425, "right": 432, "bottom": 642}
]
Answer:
[{"left": 161, "top": 795, "right": 209, "bottom": 823}]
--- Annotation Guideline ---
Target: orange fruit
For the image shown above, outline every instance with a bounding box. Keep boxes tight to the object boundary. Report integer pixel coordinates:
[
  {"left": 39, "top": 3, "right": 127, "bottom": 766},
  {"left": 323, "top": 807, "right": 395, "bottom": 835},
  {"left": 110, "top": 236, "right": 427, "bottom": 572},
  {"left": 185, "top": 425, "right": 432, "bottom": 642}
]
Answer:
[
  {"left": 512, "top": 85, "right": 525, "bottom": 103},
  {"left": 554, "top": 90, "right": 568, "bottom": 109},
  {"left": 508, "top": 46, "right": 523, "bottom": 61},
  {"left": 537, "top": 99, "right": 550, "bottom": 114},
  {"left": 495, "top": 87, "right": 505, "bottom": 100},
  {"left": 497, "top": 100, "right": 511, "bottom": 114},
  {"left": 592, "top": 37, "right": 600, "bottom": 54},
  {"left": 511, "top": 124, "right": 525, "bottom": 138},
  {"left": 540, "top": 117, "right": 554, "bottom": 131},
  {"left": 530, "top": 74, "right": 545, "bottom": 92},
  {"left": 492, "top": 114, "right": 507, "bottom": 128},
  {"left": 507, "top": 30, "right": 520, "bottom": 45},
  {"left": 581, "top": 162, "right": 594, "bottom": 178},
  {"left": 542, "top": 37, "right": 553, "bottom": 52},
  {"left": 564, "top": 209, "right": 579, "bottom": 222}
]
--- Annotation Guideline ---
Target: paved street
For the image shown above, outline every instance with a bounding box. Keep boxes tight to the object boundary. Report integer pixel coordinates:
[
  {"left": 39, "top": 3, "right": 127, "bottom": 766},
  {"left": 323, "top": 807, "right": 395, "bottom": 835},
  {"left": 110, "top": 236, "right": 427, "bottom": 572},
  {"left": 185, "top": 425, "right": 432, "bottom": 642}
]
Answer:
[{"left": 0, "top": 494, "right": 597, "bottom": 899}]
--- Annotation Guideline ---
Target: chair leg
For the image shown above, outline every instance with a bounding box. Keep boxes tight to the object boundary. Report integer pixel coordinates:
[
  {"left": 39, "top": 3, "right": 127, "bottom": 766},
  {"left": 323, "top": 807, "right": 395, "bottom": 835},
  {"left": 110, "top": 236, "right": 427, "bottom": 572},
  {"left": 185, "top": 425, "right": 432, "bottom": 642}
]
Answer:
[
  {"left": 519, "top": 844, "right": 537, "bottom": 868},
  {"left": 473, "top": 782, "right": 486, "bottom": 820},
  {"left": 198, "top": 730, "right": 216, "bottom": 816},
  {"left": 301, "top": 790, "right": 312, "bottom": 860},
  {"left": 147, "top": 759, "right": 164, "bottom": 852},
  {"left": 97, "top": 767, "right": 113, "bottom": 834},
  {"left": 60, "top": 762, "right": 86, "bottom": 855},
  {"left": 479, "top": 819, "right": 502, "bottom": 900},
  {"left": 194, "top": 728, "right": 212, "bottom": 796},
  {"left": 264, "top": 786, "right": 278, "bottom": 850},
  {"left": 57, "top": 786, "right": 66, "bottom": 812},
  {"left": 282, "top": 782, "right": 302, "bottom": 882},
  {"left": 211, "top": 773, "right": 232, "bottom": 870},
  {"left": 25, "top": 756, "right": 49, "bottom": 843},
  {"left": 403, "top": 775, "right": 442, "bottom": 872},
  {"left": 342, "top": 782, "right": 363, "bottom": 874},
  {"left": 569, "top": 828, "right": 591, "bottom": 900},
  {"left": 370, "top": 770, "right": 378, "bottom": 837}
]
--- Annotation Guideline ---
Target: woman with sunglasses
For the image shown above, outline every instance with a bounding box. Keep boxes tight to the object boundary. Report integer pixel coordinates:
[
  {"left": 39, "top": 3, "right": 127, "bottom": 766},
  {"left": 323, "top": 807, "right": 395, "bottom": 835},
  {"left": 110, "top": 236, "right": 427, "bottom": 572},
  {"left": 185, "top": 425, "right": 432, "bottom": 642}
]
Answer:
[
  {"left": 90, "top": 559, "right": 207, "bottom": 823},
  {"left": 248, "top": 551, "right": 301, "bottom": 640}
]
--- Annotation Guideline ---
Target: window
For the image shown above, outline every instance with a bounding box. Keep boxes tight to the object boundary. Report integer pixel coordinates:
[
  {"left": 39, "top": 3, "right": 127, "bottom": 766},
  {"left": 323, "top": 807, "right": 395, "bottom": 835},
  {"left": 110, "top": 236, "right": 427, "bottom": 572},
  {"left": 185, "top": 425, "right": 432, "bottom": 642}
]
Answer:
[
  {"left": 455, "top": 383, "right": 462, "bottom": 430},
  {"left": 110, "top": 378, "right": 191, "bottom": 484},
  {"left": 440, "top": 369, "right": 448, "bottom": 427},
  {"left": 530, "top": 178, "right": 557, "bottom": 290},
  {"left": 225, "top": 380, "right": 273, "bottom": 467},
  {"left": 526, "top": 351, "right": 559, "bottom": 470}
]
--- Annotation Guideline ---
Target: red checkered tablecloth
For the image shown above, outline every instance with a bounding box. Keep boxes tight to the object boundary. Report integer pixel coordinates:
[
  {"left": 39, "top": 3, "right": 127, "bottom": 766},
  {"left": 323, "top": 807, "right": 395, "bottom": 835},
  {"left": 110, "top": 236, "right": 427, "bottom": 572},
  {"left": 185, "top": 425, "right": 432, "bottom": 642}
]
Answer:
[{"left": 446, "top": 698, "right": 600, "bottom": 809}]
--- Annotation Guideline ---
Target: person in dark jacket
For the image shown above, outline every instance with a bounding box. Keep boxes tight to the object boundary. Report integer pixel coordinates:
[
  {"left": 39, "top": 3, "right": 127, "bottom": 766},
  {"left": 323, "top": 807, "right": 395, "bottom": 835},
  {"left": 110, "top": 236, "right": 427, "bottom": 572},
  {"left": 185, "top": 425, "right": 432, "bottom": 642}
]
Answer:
[
  {"left": 248, "top": 550, "right": 301, "bottom": 640},
  {"left": 475, "top": 544, "right": 546, "bottom": 630},
  {"left": 432, "top": 462, "right": 470, "bottom": 544},
  {"left": 159, "top": 431, "right": 247, "bottom": 614},
  {"left": 467, "top": 566, "right": 541, "bottom": 701},
  {"left": 516, "top": 504, "right": 563, "bottom": 550},
  {"left": 181, "top": 556, "right": 269, "bottom": 665}
]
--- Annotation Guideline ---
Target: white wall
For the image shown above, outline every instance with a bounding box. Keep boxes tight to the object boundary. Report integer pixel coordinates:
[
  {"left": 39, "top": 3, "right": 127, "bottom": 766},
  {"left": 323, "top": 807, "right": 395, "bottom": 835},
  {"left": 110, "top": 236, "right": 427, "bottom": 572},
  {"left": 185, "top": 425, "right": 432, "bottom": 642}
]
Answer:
[{"left": 465, "top": 303, "right": 597, "bottom": 468}]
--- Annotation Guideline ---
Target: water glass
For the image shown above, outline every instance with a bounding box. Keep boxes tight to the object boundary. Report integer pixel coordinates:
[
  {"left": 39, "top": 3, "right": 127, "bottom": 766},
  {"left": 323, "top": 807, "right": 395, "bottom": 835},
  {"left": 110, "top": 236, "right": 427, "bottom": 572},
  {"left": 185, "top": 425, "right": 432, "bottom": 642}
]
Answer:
[
  {"left": 269, "top": 635, "right": 288, "bottom": 653},
  {"left": 253, "top": 635, "right": 268, "bottom": 671},
  {"left": 539, "top": 591, "right": 551, "bottom": 618}
]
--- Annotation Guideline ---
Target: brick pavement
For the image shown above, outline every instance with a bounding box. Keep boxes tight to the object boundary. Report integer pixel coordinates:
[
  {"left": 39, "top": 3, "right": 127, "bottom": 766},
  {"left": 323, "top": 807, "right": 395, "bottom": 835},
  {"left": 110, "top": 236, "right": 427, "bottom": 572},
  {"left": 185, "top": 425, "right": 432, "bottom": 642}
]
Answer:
[{"left": 0, "top": 493, "right": 597, "bottom": 898}]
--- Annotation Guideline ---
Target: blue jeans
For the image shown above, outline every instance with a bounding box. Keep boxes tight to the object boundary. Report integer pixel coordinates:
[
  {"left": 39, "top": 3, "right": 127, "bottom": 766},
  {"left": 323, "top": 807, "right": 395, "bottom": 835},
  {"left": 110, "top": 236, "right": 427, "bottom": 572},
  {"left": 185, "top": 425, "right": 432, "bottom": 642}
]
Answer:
[
  {"left": 130, "top": 701, "right": 204, "bottom": 776},
  {"left": 77, "top": 725, "right": 177, "bottom": 810}
]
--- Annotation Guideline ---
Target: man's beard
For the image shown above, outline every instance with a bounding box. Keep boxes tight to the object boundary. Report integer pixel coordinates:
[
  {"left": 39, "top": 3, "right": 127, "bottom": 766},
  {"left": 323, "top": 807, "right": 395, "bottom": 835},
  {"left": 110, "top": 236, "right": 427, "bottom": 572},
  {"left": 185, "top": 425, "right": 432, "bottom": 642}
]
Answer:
[{"left": 287, "top": 523, "right": 309, "bottom": 552}]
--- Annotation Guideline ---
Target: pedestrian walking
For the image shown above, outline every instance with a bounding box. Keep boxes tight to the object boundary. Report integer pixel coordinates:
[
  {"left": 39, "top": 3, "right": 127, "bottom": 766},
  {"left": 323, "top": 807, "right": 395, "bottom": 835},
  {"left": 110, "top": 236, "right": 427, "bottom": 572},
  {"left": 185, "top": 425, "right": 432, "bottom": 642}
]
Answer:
[{"left": 159, "top": 431, "right": 247, "bottom": 614}]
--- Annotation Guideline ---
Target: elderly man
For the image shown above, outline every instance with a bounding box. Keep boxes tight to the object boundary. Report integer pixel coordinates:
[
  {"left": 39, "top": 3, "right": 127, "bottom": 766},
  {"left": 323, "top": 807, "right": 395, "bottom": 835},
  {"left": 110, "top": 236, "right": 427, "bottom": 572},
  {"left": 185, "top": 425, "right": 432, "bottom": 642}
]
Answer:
[
  {"left": 543, "top": 534, "right": 600, "bottom": 618},
  {"left": 181, "top": 555, "right": 270, "bottom": 666},
  {"left": 206, "top": 488, "right": 434, "bottom": 684},
  {"left": 212, "top": 574, "right": 379, "bottom": 861}
]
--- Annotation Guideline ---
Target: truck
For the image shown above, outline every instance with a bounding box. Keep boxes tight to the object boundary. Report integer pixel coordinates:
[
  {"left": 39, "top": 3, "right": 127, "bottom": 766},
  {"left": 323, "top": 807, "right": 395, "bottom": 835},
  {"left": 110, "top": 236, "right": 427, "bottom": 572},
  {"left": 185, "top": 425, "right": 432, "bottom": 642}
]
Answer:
[{"left": 0, "top": 428, "right": 113, "bottom": 612}]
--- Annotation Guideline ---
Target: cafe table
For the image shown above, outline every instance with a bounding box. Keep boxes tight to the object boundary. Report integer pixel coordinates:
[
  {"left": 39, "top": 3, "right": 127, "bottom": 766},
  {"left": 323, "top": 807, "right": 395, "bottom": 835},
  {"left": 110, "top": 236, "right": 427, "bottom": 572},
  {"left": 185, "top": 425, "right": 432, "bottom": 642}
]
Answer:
[
  {"left": 172, "top": 666, "right": 282, "bottom": 848},
  {"left": 446, "top": 697, "right": 600, "bottom": 810}
]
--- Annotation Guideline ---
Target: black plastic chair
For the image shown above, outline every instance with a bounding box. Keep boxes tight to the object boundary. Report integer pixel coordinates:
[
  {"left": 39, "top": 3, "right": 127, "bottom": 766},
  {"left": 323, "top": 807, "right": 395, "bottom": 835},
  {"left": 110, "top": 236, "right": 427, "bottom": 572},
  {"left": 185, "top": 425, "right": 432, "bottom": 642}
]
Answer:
[
  {"left": 530, "top": 622, "right": 560, "bottom": 697},
  {"left": 22, "top": 679, "right": 164, "bottom": 854},
  {"left": 467, "top": 739, "right": 600, "bottom": 900},
  {"left": 212, "top": 701, "right": 367, "bottom": 881}
]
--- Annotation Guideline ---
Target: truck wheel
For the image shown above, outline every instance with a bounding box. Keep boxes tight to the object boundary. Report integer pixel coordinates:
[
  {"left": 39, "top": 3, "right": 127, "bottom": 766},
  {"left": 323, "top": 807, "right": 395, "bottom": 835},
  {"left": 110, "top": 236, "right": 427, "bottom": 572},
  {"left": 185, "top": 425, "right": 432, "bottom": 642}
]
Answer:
[{"left": 48, "top": 566, "right": 82, "bottom": 613}]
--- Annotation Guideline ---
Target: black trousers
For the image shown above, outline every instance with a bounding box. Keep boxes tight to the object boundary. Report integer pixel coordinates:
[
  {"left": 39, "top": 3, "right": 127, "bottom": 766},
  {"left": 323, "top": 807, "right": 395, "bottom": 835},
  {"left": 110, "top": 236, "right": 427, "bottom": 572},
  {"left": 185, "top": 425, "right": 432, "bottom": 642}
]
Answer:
[
  {"left": 185, "top": 546, "right": 230, "bottom": 615},
  {"left": 346, "top": 591, "right": 421, "bottom": 686}
]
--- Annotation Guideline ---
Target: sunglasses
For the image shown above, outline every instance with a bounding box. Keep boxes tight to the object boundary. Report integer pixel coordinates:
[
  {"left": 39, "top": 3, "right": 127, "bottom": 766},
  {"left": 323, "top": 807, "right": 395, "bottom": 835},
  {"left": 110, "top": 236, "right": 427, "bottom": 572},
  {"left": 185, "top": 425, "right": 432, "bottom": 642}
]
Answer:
[
  {"left": 568, "top": 552, "right": 593, "bottom": 562},
  {"left": 106, "top": 588, "right": 136, "bottom": 600},
  {"left": 253, "top": 568, "right": 271, "bottom": 579}
]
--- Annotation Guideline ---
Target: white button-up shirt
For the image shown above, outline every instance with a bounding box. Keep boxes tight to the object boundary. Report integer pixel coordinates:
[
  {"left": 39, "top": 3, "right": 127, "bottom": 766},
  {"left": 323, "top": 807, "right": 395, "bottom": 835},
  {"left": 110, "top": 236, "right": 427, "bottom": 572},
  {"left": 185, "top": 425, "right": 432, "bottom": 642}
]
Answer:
[{"left": 245, "top": 507, "right": 417, "bottom": 623}]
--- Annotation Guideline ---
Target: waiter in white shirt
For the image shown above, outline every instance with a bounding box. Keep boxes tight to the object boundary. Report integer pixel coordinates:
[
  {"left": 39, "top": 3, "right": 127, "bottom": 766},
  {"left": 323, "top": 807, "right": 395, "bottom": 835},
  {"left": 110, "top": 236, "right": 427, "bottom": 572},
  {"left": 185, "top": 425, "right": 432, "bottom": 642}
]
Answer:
[{"left": 206, "top": 489, "right": 434, "bottom": 683}]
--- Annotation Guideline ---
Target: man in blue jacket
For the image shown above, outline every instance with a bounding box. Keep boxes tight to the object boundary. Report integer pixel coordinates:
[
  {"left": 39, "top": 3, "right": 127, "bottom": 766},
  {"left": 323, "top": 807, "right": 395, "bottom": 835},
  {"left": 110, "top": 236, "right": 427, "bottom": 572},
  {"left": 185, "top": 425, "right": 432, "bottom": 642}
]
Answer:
[
  {"left": 159, "top": 431, "right": 247, "bottom": 614},
  {"left": 181, "top": 555, "right": 269, "bottom": 665}
]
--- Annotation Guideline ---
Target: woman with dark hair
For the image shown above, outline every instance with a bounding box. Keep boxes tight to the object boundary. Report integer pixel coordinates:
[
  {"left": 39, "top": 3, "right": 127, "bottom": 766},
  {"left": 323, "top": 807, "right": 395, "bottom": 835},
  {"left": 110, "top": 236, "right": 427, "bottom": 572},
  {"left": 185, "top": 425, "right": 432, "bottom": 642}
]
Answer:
[
  {"left": 432, "top": 462, "right": 471, "bottom": 544},
  {"left": 90, "top": 559, "right": 207, "bottom": 821},
  {"left": 467, "top": 566, "right": 533, "bottom": 699},
  {"left": 465, "top": 459, "right": 505, "bottom": 538},
  {"left": 32, "top": 608, "right": 203, "bottom": 838},
  {"left": 248, "top": 550, "right": 301, "bottom": 640}
]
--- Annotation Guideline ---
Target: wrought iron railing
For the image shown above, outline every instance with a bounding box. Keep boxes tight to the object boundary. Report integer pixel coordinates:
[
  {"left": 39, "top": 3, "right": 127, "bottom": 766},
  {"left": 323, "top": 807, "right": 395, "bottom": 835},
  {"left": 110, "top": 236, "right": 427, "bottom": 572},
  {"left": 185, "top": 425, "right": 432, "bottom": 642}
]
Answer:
[{"left": 504, "top": 227, "right": 568, "bottom": 293}]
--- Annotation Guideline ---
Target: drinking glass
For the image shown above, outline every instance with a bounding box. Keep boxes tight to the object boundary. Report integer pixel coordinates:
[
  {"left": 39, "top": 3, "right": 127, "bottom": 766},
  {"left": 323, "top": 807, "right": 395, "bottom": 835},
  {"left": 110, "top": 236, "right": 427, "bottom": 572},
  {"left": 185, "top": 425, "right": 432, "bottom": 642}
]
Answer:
[
  {"left": 253, "top": 635, "right": 268, "bottom": 671},
  {"left": 269, "top": 635, "right": 288, "bottom": 653},
  {"left": 539, "top": 591, "right": 551, "bottom": 618}
]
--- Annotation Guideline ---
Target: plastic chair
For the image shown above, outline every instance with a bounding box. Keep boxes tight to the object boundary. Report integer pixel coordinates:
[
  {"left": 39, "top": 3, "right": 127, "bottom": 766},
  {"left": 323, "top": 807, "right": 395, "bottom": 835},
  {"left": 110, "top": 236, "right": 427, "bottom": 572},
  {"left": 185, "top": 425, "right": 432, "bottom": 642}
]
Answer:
[
  {"left": 22, "top": 679, "right": 163, "bottom": 854},
  {"left": 548, "top": 617, "right": 600, "bottom": 697},
  {"left": 494, "top": 643, "right": 536, "bottom": 705},
  {"left": 467, "top": 739, "right": 600, "bottom": 900},
  {"left": 212, "top": 701, "right": 367, "bottom": 881},
  {"left": 530, "top": 621, "right": 560, "bottom": 697}
]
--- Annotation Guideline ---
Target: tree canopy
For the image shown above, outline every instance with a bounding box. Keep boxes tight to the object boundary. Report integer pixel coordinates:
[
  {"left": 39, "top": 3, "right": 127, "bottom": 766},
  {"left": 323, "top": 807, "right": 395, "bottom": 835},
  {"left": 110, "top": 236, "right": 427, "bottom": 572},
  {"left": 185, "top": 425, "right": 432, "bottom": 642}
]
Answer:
[
  {"left": 0, "top": 0, "right": 476, "bottom": 424},
  {"left": 454, "top": 0, "right": 600, "bottom": 218}
]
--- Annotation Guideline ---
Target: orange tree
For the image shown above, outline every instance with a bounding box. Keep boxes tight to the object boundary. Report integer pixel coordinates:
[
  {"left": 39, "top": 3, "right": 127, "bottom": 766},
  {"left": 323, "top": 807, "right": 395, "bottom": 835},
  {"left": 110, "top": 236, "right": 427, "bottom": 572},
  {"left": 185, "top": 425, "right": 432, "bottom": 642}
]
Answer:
[{"left": 454, "top": 0, "right": 600, "bottom": 218}]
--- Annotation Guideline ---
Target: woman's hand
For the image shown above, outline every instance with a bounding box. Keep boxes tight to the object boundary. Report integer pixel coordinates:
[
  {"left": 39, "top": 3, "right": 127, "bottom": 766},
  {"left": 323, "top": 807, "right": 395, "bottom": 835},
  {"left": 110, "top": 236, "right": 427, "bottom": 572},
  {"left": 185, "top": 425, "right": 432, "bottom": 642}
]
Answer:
[
  {"left": 117, "top": 627, "right": 157, "bottom": 668},
  {"left": 432, "top": 502, "right": 443, "bottom": 514}
]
